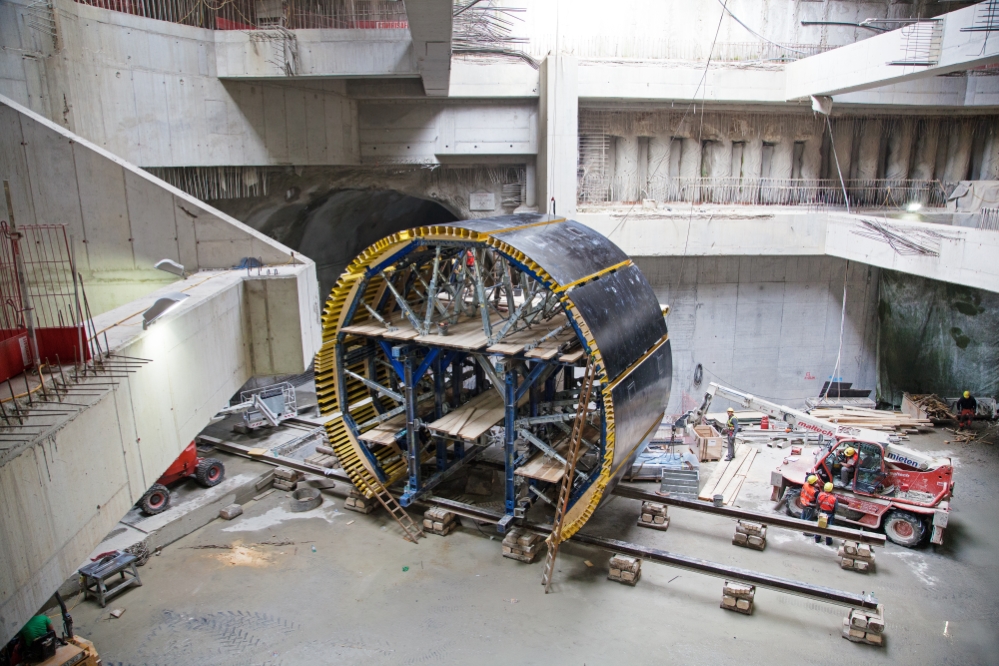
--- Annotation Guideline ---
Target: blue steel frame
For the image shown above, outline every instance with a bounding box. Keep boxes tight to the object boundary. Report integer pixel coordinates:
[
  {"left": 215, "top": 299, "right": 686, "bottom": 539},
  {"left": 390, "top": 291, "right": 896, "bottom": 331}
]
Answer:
[{"left": 337, "top": 237, "right": 606, "bottom": 514}]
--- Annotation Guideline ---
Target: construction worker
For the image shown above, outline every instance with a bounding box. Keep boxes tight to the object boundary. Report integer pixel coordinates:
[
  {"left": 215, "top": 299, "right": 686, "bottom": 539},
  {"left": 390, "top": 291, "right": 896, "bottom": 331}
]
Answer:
[
  {"left": 799, "top": 474, "right": 821, "bottom": 529},
  {"left": 837, "top": 446, "right": 859, "bottom": 488},
  {"left": 815, "top": 482, "right": 838, "bottom": 545},
  {"left": 724, "top": 407, "right": 739, "bottom": 461},
  {"left": 956, "top": 391, "right": 977, "bottom": 430}
]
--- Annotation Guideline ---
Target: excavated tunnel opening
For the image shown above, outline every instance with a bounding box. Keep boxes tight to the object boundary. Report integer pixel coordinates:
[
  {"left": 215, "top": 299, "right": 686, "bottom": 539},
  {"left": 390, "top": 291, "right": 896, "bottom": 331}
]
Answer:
[{"left": 230, "top": 189, "right": 459, "bottom": 300}]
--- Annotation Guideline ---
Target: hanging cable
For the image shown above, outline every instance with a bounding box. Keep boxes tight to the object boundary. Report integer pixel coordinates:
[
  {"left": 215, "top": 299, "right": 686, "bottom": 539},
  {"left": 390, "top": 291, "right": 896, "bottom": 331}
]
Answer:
[{"left": 715, "top": 0, "right": 808, "bottom": 54}]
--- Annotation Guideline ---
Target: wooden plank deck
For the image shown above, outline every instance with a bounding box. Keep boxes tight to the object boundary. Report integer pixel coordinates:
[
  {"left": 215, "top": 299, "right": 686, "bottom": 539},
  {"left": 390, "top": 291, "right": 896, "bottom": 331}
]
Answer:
[
  {"left": 342, "top": 311, "right": 582, "bottom": 360},
  {"left": 515, "top": 440, "right": 570, "bottom": 482}
]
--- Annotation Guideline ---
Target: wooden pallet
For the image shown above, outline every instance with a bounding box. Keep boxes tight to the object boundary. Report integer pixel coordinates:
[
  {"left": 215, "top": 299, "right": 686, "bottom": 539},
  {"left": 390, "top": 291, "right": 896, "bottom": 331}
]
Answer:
[{"left": 697, "top": 444, "right": 756, "bottom": 505}]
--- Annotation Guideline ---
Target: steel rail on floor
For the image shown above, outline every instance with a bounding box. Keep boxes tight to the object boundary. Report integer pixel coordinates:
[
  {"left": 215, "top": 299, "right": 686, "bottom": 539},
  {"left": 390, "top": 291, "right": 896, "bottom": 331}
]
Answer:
[
  {"left": 611, "top": 484, "right": 887, "bottom": 546},
  {"left": 201, "top": 436, "right": 879, "bottom": 611},
  {"left": 424, "top": 496, "right": 879, "bottom": 611}
]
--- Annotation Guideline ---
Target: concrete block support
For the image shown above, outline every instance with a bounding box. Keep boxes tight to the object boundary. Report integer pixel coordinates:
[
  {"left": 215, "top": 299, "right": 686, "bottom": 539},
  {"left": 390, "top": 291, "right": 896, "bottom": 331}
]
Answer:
[{"left": 537, "top": 55, "right": 578, "bottom": 217}]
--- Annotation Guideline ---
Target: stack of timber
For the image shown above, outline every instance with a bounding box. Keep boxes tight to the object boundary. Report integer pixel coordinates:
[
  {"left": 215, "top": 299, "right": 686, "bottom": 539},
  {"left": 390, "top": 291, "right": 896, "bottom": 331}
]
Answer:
[
  {"left": 607, "top": 555, "right": 641, "bottom": 586},
  {"left": 697, "top": 444, "right": 757, "bottom": 506},
  {"left": 839, "top": 541, "right": 876, "bottom": 573},
  {"left": 273, "top": 467, "right": 301, "bottom": 491},
  {"left": 502, "top": 528, "right": 544, "bottom": 563},
  {"left": 304, "top": 444, "right": 340, "bottom": 469},
  {"left": 843, "top": 606, "right": 886, "bottom": 647},
  {"left": 637, "top": 501, "right": 670, "bottom": 531},
  {"left": 732, "top": 520, "right": 767, "bottom": 551},
  {"left": 808, "top": 405, "right": 931, "bottom": 433},
  {"left": 720, "top": 582, "right": 756, "bottom": 614},
  {"left": 423, "top": 507, "right": 458, "bottom": 536},
  {"left": 344, "top": 489, "right": 377, "bottom": 514}
]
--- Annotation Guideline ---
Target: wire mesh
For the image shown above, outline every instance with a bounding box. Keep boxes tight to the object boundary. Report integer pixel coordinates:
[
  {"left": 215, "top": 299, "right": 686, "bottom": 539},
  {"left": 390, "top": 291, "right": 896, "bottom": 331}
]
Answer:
[
  {"left": 0, "top": 223, "right": 25, "bottom": 341},
  {"left": 16, "top": 225, "right": 83, "bottom": 331}
]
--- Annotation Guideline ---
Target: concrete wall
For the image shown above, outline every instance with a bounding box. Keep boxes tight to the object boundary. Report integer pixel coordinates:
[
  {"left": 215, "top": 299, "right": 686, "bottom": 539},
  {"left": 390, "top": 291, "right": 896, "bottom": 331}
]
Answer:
[
  {"left": 0, "top": 93, "right": 305, "bottom": 315},
  {"left": 1, "top": 0, "right": 360, "bottom": 168},
  {"left": 635, "top": 255, "right": 879, "bottom": 414},
  {"left": 0, "top": 265, "right": 319, "bottom": 646}
]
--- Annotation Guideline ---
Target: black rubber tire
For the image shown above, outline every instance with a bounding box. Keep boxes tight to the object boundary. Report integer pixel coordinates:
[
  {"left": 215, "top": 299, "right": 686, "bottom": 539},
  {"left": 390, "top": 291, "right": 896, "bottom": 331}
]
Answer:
[
  {"left": 784, "top": 489, "right": 805, "bottom": 519},
  {"left": 195, "top": 458, "right": 225, "bottom": 487},
  {"left": 140, "top": 484, "right": 171, "bottom": 516},
  {"left": 883, "top": 510, "right": 927, "bottom": 547}
]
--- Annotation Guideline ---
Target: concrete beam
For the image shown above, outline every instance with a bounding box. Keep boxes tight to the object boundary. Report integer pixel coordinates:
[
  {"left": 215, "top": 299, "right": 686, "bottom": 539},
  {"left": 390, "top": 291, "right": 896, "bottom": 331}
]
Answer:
[
  {"left": 215, "top": 29, "right": 415, "bottom": 79},
  {"left": 405, "top": 0, "right": 453, "bottom": 96},
  {"left": 576, "top": 207, "right": 999, "bottom": 294},
  {"left": 786, "top": 4, "right": 999, "bottom": 100},
  {"left": 825, "top": 213, "right": 999, "bottom": 295},
  {"left": 0, "top": 93, "right": 308, "bottom": 315}
]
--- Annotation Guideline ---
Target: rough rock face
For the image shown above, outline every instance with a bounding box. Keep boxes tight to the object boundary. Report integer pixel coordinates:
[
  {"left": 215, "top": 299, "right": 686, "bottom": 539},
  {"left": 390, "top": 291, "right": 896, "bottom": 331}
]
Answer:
[{"left": 223, "top": 188, "right": 457, "bottom": 298}]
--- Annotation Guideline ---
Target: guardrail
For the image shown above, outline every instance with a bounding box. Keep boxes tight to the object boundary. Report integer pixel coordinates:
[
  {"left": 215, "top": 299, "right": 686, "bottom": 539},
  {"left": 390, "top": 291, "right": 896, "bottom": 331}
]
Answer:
[
  {"left": 73, "top": 0, "right": 407, "bottom": 31},
  {"left": 579, "top": 177, "right": 948, "bottom": 209}
]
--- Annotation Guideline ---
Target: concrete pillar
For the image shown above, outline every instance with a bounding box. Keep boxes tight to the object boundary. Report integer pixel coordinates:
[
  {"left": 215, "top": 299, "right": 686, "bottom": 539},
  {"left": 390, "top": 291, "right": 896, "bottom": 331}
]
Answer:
[
  {"left": 537, "top": 55, "right": 578, "bottom": 216},
  {"left": 771, "top": 138, "right": 794, "bottom": 179},
  {"left": 982, "top": 126, "right": 999, "bottom": 181},
  {"left": 648, "top": 136, "right": 671, "bottom": 199},
  {"left": 703, "top": 139, "right": 733, "bottom": 178},
  {"left": 830, "top": 119, "right": 854, "bottom": 183},
  {"left": 801, "top": 137, "right": 823, "bottom": 180},
  {"left": 613, "top": 134, "right": 640, "bottom": 202},
  {"left": 742, "top": 139, "right": 763, "bottom": 180},
  {"left": 679, "top": 138, "right": 701, "bottom": 179},
  {"left": 855, "top": 121, "right": 882, "bottom": 182},
  {"left": 885, "top": 122, "right": 914, "bottom": 181},
  {"left": 944, "top": 122, "right": 974, "bottom": 183},
  {"left": 525, "top": 162, "right": 537, "bottom": 207},
  {"left": 910, "top": 120, "right": 940, "bottom": 181}
]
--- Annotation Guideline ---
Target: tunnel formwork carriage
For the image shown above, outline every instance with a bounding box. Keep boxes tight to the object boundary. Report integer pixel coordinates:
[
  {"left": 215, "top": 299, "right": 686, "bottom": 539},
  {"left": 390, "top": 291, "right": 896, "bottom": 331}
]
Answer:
[{"left": 315, "top": 213, "right": 672, "bottom": 538}]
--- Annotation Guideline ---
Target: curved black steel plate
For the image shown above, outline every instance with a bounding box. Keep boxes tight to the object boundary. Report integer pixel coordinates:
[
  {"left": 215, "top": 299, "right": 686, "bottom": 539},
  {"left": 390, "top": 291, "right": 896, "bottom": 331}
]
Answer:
[
  {"left": 609, "top": 340, "right": 672, "bottom": 469},
  {"left": 450, "top": 213, "right": 554, "bottom": 234},
  {"left": 491, "top": 220, "right": 629, "bottom": 286},
  {"left": 567, "top": 264, "right": 667, "bottom": 381}
]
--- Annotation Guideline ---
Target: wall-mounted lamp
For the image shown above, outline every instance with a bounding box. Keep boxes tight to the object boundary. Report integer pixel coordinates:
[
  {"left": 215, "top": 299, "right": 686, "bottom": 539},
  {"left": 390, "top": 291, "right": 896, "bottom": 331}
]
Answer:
[
  {"left": 154, "top": 258, "right": 186, "bottom": 277},
  {"left": 142, "top": 292, "right": 190, "bottom": 330},
  {"left": 906, "top": 202, "right": 923, "bottom": 213}
]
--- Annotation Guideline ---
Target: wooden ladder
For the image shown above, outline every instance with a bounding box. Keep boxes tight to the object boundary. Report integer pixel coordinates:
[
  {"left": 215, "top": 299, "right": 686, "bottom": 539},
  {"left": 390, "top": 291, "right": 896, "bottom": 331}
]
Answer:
[
  {"left": 542, "top": 358, "right": 596, "bottom": 592},
  {"left": 334, "top": 436, "right": 424, "bottom": 543},
  {"left": 363, "top": 467, "right": 425, "bottom": 543}
]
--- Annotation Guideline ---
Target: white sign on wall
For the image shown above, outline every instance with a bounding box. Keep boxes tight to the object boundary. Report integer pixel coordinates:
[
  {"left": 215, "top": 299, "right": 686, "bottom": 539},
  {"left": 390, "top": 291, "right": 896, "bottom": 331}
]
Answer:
[{"left": 469, "top": 192, "right": 496, "bottom": 211}]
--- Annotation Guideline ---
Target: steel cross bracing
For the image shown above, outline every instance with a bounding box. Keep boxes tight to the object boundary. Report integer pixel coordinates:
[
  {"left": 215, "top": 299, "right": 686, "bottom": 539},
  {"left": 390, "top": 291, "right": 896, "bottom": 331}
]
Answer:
[{"left": 332, "top": 240, "right": 603, "bottom": 520}]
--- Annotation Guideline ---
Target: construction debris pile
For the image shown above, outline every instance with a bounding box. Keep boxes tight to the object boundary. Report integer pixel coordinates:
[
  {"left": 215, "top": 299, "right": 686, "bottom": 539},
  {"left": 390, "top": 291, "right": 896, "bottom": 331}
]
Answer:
[{"left": 902, "top": 393, "right": 955, "bottom": 422}]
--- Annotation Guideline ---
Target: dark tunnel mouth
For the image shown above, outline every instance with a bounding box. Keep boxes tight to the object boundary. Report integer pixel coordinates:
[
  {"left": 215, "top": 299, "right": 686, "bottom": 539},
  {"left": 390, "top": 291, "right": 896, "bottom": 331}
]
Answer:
[{"left": 269, "top": 188, "right": 460, "bottom": 300}]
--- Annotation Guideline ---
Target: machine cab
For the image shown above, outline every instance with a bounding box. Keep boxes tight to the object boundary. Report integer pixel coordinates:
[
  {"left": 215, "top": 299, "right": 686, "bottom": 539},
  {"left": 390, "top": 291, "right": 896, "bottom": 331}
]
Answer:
[{"left": 815, "top": 440, "right": 888, "bottom": 496}]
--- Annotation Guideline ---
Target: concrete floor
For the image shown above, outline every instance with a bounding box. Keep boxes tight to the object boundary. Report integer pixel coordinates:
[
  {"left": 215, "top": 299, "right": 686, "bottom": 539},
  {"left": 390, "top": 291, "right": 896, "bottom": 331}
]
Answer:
[{"left": 69, "top": 427, "right": 998, "bottom": 666}]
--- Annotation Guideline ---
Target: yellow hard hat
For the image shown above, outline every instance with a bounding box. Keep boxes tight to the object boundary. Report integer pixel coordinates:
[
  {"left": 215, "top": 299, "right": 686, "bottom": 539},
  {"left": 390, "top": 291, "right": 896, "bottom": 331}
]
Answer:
[
  {"left": 824, "top": 482, "right": 833, "bottom": 492},
  {"left": 964, "top": 391, "right": 971, "bottom": 398},
  {"left": 807, "top": 475, "right": 818, "bottom": 485},
  {"left": 727, "top": 407, "right": 734, "bottom": 413},
  {"left": 845, "top": 447, "right": 856, "bottom": 456}
]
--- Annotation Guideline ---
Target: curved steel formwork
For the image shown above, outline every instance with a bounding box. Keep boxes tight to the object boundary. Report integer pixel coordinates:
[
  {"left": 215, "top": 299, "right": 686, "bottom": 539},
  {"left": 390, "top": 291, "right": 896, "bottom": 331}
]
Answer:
[{"left": 314, "top": 214, "right": 671, "bottom": 539}]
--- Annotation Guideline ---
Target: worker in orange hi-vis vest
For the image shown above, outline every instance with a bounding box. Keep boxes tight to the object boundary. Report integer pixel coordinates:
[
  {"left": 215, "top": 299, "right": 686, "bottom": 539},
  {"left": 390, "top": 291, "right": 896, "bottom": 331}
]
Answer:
[{"left": 815, "top": 482, "right": 838, "bottom": 546}]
